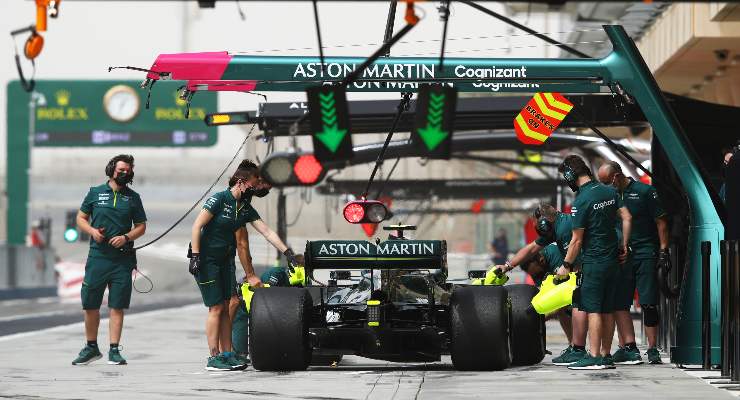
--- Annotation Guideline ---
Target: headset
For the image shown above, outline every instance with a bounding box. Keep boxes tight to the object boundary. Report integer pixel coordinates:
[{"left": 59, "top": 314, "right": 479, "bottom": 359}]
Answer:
[
  {"left": 560, "top": 158, "right": 593, "bottom": 193},
  {"left": 533, "top": 206, "right": 555, "bottom": 238},
  {"left": 106, "top": 155, "right": 135, "bottom": 183}
]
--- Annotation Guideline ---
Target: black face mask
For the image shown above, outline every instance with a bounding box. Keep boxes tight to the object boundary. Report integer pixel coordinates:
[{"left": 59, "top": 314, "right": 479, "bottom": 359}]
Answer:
[
  {"left": 237, "top": 185, "right": 254, "bottom": 201},
  {"left": 254, "top": 187, "right": 270, "bottom": 198},
  {"left": 114, "top": 171, "right": 133, "bottom": 186}
]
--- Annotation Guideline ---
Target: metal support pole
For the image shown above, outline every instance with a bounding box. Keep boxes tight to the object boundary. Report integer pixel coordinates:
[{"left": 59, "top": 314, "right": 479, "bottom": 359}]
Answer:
[
  {"left": 733, "top": 241, "right": 740, "bottom": 383},
  {"left": 276, "top": 189, "right": 287, "bottom": 261},
  {"left": 722, "top": 240, "right": 732, "bottom": 378},
  {"left": 702, "top": 241, "right": 712, "bottom": 370}
]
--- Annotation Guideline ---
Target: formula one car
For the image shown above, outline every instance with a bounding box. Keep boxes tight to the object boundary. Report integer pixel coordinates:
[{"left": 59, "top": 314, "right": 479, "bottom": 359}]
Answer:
[{"left": 248, "top": 225, "right": 545, "bottom": 371}]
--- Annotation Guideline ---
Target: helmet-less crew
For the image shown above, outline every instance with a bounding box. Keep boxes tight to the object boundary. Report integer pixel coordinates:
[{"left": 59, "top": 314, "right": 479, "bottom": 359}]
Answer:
[
  {"left": 598, "top": 161, "right": 668, "bottom": 365},
  {"left": 494, "top": 203, "right": 588, "bottom": 365},
  {"left": 188, "top": 160, "right": 299, "bottom": 371},
  {"left": 72, "top": 155, "right": 146, "bottom": 366},
  {"left": 556, "top": 155, "right": 632, "bottom": 370}
]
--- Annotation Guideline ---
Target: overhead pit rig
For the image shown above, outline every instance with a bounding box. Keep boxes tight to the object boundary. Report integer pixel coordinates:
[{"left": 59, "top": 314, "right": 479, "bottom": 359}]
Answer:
[{"left": 119, "top": 24, "right": 725, "bottom": 365}]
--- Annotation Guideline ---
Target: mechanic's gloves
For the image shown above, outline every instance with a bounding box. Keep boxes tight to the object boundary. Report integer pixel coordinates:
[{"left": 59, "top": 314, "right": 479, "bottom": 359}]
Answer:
[
  {"left": 189, "top": 253, "right": 201, "bottom": 276},
  {"left": 484, "top": 266, "right": 509, "bottom": 286},
  {"left": 284, "top": 248, "right": 299, "bottom": 273},
  {"left": 289, "top": 266, "right": 306, "bottom": 286},
  {"left": 657, "top": 248, "right": 672, "bottom": 271}
]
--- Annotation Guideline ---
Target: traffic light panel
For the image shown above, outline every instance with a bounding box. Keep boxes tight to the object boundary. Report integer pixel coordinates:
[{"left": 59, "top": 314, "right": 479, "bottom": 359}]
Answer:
[
  {"left": 64, "top": 209, "right": 79, "bottom": 243},
  {"left": 306, "top": 85, "right": 353, "bottom": 163},
  {"left": 260, "top": 152, "right": 327, "bottom": 187},
  {"left": 411, "top": 84, "right": 457, "bottom": 159},
  {"left": 343, "top": 200, "right": 390, "bottom": 224}
]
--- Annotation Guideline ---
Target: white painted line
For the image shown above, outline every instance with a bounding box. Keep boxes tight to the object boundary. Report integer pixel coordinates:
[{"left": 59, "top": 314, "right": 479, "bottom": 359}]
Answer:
[
  {"left": 0, "top": 310, "right": 72, "bottom": 323},
  {"left": 0, "top": 297, "right": 58, "bottom": 307},
  {"left": 0, "top": 303, "right": 201, "bottom": 343}
]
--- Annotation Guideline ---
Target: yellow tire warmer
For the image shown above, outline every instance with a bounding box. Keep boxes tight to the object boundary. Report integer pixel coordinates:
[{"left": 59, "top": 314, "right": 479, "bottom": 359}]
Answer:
[{"left": 530, "top": 273, "right": 578, "bottom": 315}]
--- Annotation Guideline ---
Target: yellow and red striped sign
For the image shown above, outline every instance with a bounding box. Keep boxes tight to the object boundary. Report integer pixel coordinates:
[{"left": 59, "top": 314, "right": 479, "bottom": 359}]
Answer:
[{"left": 514, "top": 92, "right": 573, "bottom": 145}]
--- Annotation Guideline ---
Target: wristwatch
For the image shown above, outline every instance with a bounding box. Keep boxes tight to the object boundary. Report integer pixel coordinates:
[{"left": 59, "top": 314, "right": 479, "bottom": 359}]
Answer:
[
  {"left": 504, "top": 261, "right": 512, "bottom": 272},
  {"left": 562, "top": 261, "right": 573, "bottom": 270},
  {"left": 123, "top": 234, "right": 130, "bottom": 242}
]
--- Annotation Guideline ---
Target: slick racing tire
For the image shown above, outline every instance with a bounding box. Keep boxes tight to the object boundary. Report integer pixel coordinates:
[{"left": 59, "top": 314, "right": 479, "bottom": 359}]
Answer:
[
  {"left": 249, "top": 287, "right": 312, "bottom": 371},
  {"left": 310, "top": 353, "right": 343, "bottom": 366},
  {"left": 450, "top": 285, "right": 511, "bottom": 371},
  {"left": 506, "top": 284, "right": 546, "bottom": 366}
]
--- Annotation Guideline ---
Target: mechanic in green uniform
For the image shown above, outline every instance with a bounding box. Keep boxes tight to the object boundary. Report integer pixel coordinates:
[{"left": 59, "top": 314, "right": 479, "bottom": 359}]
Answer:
[
  {"left": 72, "top": 155, "right": 147, "bottom": 366},
  {"left": 556, "top": 155, "right": 632, "bottom": 370},
  {"left": 520, "top": 244, "right": 573, "bottom": 343},
  {"left": 495, "top": 203, "right": 588, "bottom": 365},
  {"left": 189, "top": 160, "right": 299, "bottom": 371},
  {"left": 598, "top": 161, "right": 669, "bottom": 365}
]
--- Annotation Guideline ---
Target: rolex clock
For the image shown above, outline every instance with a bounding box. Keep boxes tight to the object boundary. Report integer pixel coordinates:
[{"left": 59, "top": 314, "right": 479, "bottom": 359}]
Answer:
[{"left": 103, "top": 85, "right": 140, "bottom": 122}]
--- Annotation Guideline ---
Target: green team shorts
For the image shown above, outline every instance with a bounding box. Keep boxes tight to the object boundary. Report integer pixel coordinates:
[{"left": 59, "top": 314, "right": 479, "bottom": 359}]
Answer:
[
  {"left": 614, "top": 259, "right": 636, "bottom": 311},
  {"left": 81, "top": 254, "right": 135, "bottom": 310},
  {"left": 196, "top": 254, "right": 237, "bottom": 307},
  {"left": 576, "top": 260, "right": 618, "bottom": 313},
  {"left": 614, "top": 257, "right": 659, "bottom": 310},
  {"left": 633, "top": 257, "right": 658, "bottom": 306}
]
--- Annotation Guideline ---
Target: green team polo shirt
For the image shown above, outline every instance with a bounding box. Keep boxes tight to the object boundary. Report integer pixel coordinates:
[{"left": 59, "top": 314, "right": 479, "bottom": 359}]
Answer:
[
  {"left": 571, "top": 180, "right": 623, "bottom": 264},
  {"left": 541, "top": 243, "right": 564, "bottom": 274},
  {"left": 200, "top": 189, "right": 261, "bottom": 255},
  {"left": 616, "top": 178, "right": 666, "bottom": 260},
  {"left": 80, "top": 182, "right": 147, "bottom": 257},
  {"left": 534, "top": 213, "right": 583, "bottom": 266},
  {"left": 529, "top": 243, "right": 563, "bottom": 286}
]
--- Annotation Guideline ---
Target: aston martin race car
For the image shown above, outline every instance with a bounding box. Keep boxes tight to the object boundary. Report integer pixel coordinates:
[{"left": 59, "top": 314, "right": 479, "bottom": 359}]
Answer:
[{"left": 248, "top": 225, "right": 545, "bottom": 371}]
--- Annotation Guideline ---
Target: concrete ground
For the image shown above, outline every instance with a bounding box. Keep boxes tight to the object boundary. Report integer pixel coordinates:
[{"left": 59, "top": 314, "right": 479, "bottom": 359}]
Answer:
[{"left": 0, "top": 304, "right": 735, "bottom": 400}]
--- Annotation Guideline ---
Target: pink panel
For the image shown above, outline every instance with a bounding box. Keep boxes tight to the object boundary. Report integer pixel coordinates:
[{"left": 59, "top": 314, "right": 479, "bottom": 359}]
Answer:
[{"left": 147, "top": 51, "right": 232, "bottom": 80}]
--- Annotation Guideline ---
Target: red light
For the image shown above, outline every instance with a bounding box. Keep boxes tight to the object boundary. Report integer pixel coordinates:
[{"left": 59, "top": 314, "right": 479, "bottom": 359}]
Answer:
[
  {"left": 294, "top": 154, "right": 324, "bottom": 184},
  {"left": 343, "top": 202, "right": 365, "bottom": 223}
]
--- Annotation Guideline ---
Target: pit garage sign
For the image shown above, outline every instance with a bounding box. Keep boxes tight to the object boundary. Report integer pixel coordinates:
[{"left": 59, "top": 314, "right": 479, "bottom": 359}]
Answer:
[{"left": 514, "top": 92, "right": 573, "bottom": 145}]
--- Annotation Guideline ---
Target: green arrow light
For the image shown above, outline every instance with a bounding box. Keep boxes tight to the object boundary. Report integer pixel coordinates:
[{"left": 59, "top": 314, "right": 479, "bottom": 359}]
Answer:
[
  {"left": 316, "top": 91, "right": 347, "bottom": 153},
  {"left": 417, "top": 125, "right": 449, "bottom": 151},
  {"left": 316, "top": 124, "right": 348, "bottom": 153},
  {"left": 418, "top": 91, "right": 449, "bottom": 151}
]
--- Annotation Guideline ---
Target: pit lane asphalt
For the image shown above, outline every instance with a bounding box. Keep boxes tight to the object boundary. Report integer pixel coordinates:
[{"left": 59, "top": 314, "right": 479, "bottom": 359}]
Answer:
[{"left": 0, "top": 306, "right": 734, "bottom": 400}]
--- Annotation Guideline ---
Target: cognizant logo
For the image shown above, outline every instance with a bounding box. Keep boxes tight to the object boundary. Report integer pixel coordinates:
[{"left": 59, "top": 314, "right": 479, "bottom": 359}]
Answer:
[{"left": 593, "top": 199, "right": 616, "bottom": 210}]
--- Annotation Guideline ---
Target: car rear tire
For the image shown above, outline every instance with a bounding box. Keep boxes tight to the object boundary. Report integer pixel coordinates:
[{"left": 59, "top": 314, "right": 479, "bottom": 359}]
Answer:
[
  {"left": 507, "top": 284, "right": 546, "bottom": 365},
  {"left": 449, "top": 286, "right": 511, "bottom": 371},
  {"left": 249, "top": 287, "right": 312, "bottom": 371}
]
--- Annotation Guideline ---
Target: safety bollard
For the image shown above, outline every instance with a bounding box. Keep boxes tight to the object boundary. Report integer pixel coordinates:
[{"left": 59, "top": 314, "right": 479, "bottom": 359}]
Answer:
[
  {"left": 732, "top": 241, "right": 740, "bottom": 384},
  {"left": 702, "top": 241, "right": 712, "bottom": 371},
  {"left": 721, "top": 241, "right": 732, "bottom": 378}
]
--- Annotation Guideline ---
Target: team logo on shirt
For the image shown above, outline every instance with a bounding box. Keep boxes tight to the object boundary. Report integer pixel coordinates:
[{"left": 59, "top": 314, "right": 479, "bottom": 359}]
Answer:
[{"left": 570, "top": 206, "right": 578, "bottom": 216}]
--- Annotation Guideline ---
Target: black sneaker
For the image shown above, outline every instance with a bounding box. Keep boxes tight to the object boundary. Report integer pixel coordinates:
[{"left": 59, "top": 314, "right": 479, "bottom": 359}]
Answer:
[{"left": 72, "top": 345, "right": 102, "bottom": 365}]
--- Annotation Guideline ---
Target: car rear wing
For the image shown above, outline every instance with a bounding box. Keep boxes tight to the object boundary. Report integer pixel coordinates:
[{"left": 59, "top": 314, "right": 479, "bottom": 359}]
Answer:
[{"left": 304, "top": 240, "right": 446, "bottom": 270}]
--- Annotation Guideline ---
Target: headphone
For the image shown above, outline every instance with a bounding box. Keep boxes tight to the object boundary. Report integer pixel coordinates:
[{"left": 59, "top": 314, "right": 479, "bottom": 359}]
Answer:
[
  {"left": 106, "top": 156, "right": 135, "bottom": 181},
  {"left": 561, "top": 163, "right": 578, "bottom": 187},
  {"left": 533, "top": 206, "right": 554, "bottom": 237}
]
